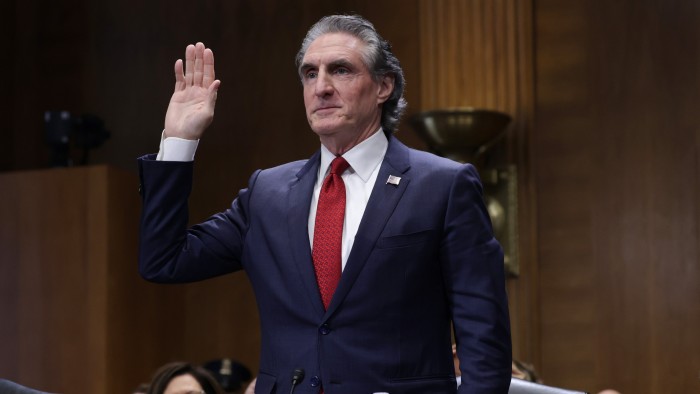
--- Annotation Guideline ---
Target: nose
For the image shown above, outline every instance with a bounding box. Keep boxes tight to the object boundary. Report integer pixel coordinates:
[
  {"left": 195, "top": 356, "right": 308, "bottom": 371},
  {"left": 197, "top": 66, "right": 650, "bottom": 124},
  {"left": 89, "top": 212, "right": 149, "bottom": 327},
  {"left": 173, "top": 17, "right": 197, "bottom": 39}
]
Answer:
[{"left": 314, "top": 70, "right": 334, "bottom": 97}]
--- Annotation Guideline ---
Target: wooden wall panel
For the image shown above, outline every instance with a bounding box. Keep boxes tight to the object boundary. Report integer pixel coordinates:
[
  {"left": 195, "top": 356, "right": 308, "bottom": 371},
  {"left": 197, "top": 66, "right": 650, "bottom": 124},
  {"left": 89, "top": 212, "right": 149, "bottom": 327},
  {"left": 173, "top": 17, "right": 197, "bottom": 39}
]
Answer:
[
  {"left": 5, "top": 0, "right": 89, "bottom": 170},
  {"left": 534, "top": 2, "right": 596, "bottom": 389},
  {"left": 0, "top": 0, "right": 16, "bottom": 171},
  {"left": 0, "top": 166, "right": 187, "bottom": 393},
  {"left": 102, "top": 168, "right": 190, "bottom": 393},
  {"left": 418, "top": 0, "right": 530, "bottom": 115},
  {"left": 534, "top": 0, "right": 700, "bottom": 392}
]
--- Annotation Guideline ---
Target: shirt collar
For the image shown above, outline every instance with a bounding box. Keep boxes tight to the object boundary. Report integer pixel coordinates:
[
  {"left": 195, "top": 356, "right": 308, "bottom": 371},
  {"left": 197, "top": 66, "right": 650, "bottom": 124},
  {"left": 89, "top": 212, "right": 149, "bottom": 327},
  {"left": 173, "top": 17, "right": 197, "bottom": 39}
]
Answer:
[{"left": 319, "top": 128, "right": 388, "bottom": 183}]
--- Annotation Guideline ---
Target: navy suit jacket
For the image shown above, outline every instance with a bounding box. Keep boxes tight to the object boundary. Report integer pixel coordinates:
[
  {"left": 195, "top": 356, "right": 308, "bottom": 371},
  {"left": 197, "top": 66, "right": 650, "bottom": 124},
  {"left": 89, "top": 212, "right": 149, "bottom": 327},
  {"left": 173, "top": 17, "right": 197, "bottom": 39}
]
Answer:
[{"left": 138, "top": 136, "right": 511, "bottom": 394}]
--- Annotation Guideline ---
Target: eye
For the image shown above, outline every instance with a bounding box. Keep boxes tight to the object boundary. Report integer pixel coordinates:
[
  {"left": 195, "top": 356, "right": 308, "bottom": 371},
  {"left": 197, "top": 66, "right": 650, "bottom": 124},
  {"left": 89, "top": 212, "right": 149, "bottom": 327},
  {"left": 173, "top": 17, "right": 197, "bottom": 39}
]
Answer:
[
  {"left": 303, "top": 70, "right": 318, "bottom": 80},
  {"left": 334, "top": 67, "right": 350, "bottom": 75}
]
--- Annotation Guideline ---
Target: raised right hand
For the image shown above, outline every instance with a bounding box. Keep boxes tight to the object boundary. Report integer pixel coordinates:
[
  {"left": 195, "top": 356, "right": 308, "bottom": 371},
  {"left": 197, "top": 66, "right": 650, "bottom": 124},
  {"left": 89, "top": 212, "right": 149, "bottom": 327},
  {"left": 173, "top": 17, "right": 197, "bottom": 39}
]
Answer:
[{"left": 164, "top": 42, "right": 221, "bottom": 140}]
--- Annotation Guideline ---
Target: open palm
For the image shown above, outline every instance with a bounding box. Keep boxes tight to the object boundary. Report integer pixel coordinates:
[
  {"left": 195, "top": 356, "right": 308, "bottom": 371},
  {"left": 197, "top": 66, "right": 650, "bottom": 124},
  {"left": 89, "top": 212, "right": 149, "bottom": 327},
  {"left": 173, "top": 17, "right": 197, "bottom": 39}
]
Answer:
[{"left": 164, "top": 42, "right": 220, "bottom": 140}]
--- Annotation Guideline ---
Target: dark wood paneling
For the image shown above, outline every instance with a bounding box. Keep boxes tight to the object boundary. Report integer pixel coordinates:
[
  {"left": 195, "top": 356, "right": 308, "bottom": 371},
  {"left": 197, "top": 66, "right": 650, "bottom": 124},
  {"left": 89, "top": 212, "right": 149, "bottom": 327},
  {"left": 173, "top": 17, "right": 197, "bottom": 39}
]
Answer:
[
  {"left": 0, "top": 0, "right": 16, "bottom": 171},
  {"left": 535, "top": 0, "right": 700, "bottom": 392},
  {"left": 7, "top": 0, "right": 89, "bottom": 170},
  {"left": 0, "top": 166, "right": 188, "bottom": 393}
]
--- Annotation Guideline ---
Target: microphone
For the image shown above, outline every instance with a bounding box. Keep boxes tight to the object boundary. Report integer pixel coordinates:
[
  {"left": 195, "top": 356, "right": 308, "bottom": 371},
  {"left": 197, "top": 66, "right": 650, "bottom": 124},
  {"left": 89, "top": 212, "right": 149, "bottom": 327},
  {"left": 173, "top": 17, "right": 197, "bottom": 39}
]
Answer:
[{"left": 290, "top": 368, "right": 305, "bottom": 394}]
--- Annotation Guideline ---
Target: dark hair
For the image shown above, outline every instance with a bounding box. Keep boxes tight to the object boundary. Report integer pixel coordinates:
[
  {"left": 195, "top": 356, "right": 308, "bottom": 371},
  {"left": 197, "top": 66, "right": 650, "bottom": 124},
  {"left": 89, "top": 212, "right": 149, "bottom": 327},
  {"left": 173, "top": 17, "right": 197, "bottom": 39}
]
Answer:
[
  {"left": 146, "top": 362, "right": 225, "bottom": 394},
  {"left": 295, "top": 14, "right": 407, "bottom": 134}
]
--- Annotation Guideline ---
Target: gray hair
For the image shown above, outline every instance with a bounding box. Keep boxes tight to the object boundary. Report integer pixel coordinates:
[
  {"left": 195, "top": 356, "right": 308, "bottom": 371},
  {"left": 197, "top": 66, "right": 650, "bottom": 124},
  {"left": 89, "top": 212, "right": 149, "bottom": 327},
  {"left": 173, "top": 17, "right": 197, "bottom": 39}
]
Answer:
[{"left": 295, "top": 14, "right": 407, "bottom": 134}]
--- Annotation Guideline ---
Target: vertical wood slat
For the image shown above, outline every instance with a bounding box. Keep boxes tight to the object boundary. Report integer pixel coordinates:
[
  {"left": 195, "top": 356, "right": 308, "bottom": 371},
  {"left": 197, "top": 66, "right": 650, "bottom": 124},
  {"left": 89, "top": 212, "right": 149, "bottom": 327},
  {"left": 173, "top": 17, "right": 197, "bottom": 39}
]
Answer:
[
  {"left": 418, "top": 0, "right": 525, "bottom": 116},
  {"left": 534, "top": 0, "right": 700, "bottom": 392}
]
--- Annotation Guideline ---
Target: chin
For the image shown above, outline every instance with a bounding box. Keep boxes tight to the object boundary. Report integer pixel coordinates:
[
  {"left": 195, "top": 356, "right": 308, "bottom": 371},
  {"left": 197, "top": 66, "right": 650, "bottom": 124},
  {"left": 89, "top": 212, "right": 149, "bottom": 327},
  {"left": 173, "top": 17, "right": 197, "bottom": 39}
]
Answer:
[{"left": 310, "top": 120, "right": 345, "bottom": 136}]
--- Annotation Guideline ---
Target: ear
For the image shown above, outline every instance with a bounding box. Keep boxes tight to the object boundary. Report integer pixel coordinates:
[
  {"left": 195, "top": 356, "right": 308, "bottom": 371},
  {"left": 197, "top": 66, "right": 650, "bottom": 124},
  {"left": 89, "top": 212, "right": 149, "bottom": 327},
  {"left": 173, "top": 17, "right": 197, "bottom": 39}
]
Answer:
[{"left": 376, "top": 74, "right": 395, "bottom": 104}]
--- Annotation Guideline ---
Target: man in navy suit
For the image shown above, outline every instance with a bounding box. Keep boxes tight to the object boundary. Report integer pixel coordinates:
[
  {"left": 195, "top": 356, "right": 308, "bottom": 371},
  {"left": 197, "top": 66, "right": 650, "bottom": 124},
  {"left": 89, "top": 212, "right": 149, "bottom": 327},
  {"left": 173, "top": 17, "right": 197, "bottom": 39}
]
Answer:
[{"left": 138, "top": 15, "right": 511, "bottom": 394}]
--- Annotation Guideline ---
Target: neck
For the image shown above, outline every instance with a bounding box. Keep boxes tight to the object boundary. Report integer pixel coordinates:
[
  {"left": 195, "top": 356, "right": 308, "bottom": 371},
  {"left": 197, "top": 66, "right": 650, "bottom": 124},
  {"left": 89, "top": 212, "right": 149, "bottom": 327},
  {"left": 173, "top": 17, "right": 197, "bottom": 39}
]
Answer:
[{"left": 320, "top": 125, "right": 381, "bottom": 156}]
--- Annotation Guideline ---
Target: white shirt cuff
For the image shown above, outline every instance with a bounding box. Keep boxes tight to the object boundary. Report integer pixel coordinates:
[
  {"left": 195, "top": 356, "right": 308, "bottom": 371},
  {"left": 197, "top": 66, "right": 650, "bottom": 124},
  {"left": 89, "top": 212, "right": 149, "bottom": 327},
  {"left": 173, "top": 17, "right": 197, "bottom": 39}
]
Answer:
[{"left": 156, "top": 131, "right": 199, "bottom": 162}]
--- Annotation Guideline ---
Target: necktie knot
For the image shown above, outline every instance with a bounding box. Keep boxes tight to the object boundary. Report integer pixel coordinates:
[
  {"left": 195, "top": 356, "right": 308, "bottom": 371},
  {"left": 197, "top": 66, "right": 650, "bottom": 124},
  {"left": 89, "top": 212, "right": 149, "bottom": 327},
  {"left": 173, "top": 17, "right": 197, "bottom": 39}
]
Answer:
[{"left": 329, "top": 156, "right": 350, "bottom": 176}]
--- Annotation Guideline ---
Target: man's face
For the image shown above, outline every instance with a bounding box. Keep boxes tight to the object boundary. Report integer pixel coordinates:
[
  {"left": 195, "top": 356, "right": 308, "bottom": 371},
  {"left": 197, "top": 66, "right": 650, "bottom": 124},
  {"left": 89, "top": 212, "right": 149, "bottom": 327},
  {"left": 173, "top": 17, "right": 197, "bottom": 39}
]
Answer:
[{"left": 300, "top": 33, "right": 392, "bottom": 144}]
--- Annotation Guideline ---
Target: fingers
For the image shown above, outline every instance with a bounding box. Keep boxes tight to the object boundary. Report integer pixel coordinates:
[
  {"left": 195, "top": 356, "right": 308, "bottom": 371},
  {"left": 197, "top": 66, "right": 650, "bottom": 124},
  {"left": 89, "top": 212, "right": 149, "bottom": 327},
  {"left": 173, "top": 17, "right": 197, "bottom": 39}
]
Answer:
[
  {"left": 182, "top": 42, "right": 216, "bottom": 88},
  {"left": 184, "top": 44, "right": 195, "bottom": 87},
  {"left": 206, "top": 79, "right": 221, "bottom": 113},
  {"left": 174, "top": 59, "right": 185, "bottom": 91},
  {"left": 194, "top": 42, "right": 205, "bottom": 86},
  {"left": 203, "top": 48, "right": 216, "bottom": 87}
]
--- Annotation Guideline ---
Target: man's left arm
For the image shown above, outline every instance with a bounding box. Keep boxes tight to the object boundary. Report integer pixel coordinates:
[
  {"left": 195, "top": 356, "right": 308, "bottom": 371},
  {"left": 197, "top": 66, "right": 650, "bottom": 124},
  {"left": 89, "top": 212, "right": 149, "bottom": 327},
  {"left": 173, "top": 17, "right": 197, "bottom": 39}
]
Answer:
[{"left": 441, "top": 163, "right": 512, "bottom": 394}]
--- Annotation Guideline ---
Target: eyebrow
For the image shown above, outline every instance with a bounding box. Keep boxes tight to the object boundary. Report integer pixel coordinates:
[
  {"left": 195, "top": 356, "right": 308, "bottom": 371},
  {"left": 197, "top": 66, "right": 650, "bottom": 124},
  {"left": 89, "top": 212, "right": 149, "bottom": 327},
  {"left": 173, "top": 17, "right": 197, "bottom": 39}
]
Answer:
[
  {"left": 329, "top": 58, "right": 354, "bottom": 69},
  {"left": 299, "top": 62, "right": 315, "bottom": 76},
  {"left": 299, "top": 58, "right": 356, "bottom": 76}
]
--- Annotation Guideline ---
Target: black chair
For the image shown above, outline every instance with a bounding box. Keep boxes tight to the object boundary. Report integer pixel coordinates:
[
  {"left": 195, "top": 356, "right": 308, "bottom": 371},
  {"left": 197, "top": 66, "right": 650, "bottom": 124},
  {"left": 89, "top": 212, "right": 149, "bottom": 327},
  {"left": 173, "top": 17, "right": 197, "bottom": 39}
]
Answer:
[{"left": 509, "top": 377, "right": 589, "bottom": 394}]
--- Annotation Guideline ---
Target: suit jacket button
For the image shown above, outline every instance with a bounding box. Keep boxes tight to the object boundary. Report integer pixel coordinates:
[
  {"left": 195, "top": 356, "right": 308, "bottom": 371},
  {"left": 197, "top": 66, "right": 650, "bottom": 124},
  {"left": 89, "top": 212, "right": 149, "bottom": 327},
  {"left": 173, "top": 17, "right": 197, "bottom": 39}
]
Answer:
[
  {"left": 319, "top": 324, "right": 331, "bottom": 335},
  {"left": 310, "top": 376, "right": 320, "bottom": 387}
]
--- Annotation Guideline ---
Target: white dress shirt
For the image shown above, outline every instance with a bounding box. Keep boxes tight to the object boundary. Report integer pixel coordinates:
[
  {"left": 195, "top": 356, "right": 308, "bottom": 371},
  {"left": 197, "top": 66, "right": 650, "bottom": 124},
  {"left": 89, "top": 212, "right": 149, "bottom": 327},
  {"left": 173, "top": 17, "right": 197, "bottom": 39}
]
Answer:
[
  {"left": 308, "top": 129, "right": 387, "bottom": 270},
  {"left": 156, "top": 129, "right": 388, "bottom": 271},
  {"left": 156, "top": 131, "right": 199, "bottom": 161}
]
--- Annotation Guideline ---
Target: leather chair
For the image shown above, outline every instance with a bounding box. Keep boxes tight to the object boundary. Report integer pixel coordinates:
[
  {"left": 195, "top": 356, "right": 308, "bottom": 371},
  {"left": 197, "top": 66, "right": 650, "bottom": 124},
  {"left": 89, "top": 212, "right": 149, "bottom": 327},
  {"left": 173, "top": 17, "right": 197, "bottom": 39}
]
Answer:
[{"left": 509, "top": 377, "right": 589, "bottom": 394}]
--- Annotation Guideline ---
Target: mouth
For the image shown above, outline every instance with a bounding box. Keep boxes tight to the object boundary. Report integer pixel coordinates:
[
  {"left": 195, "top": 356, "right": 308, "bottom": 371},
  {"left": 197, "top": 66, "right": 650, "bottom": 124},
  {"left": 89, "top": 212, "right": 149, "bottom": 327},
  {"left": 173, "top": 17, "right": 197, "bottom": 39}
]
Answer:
[{"left": 314, "top": 105, "right": 340, "bottom": 114}]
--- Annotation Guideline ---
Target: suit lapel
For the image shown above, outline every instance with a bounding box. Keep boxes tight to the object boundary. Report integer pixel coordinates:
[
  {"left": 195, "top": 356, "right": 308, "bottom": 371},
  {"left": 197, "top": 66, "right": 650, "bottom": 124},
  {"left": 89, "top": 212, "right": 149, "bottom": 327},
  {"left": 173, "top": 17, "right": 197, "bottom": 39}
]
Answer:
[
  {"left": 325, "top": 137, "right": 411, "bottom": 317},
  {"left": 287, "top": 150, "right": 327, "bottom": 315}
]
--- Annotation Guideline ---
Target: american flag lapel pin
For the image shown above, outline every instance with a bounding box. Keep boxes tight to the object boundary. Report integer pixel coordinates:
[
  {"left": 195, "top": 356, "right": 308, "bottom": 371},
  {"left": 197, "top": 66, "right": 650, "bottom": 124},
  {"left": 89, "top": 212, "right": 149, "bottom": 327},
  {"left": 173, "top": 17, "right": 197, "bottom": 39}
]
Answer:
[{"left": 386, "top": 175, "right": 401, "bottom": 186}]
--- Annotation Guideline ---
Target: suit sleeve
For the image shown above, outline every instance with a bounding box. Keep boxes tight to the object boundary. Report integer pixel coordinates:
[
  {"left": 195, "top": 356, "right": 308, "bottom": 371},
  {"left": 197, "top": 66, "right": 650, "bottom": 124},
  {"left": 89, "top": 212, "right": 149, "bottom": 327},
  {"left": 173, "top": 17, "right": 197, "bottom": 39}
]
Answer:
[
  {"left": 137, "top": 154, "right": 258, "bottom": 283},
  {"left": 441, "top": 163, "right": 512, "bottom": 394}
]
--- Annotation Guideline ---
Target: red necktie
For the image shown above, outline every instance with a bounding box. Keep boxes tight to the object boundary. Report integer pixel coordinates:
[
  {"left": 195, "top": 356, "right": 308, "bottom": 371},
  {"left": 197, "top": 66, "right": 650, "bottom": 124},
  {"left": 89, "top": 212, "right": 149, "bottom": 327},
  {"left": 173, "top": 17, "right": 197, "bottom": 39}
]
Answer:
[{"left": 312, "top": 156, "right": 350, "bottom": 310}]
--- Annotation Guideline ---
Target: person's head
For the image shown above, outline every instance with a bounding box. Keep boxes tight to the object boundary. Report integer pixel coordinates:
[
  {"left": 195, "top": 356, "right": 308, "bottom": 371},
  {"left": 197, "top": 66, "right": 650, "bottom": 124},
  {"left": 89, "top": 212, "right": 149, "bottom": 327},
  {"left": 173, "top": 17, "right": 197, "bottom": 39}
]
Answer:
[
  {"left": 146, "top": 362, "right": 224, "bottom": 394},
  {"left": 296, "top": 14, "right": 407, "bottom": 153}
]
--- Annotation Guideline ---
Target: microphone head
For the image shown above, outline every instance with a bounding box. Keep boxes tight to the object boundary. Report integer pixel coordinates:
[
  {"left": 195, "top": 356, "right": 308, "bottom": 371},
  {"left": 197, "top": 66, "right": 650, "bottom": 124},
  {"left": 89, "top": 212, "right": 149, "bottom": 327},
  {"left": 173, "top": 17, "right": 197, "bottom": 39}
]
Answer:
[{"left": 292, "top": 368, "right": 305, "bottom": 382}]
